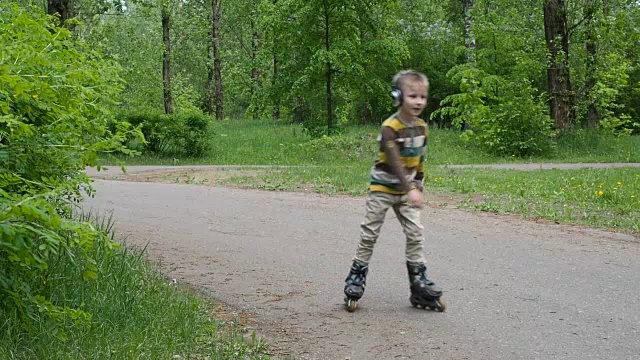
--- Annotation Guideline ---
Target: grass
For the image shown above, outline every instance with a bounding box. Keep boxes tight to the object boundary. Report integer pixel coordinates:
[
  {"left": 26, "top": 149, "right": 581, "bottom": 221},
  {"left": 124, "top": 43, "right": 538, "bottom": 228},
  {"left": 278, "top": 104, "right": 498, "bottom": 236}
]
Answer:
[
  {"left": 0, "top": 213, "right": 271, "bottom": 359},
  {"left": 426, "top": 167, "right": 640, "bottom": 233},
  {"left": 150, "top": 163, "right": 639, "bottom": 234},
  {"left": 112, "top": 119, "right": 640, "bottom": 166}
]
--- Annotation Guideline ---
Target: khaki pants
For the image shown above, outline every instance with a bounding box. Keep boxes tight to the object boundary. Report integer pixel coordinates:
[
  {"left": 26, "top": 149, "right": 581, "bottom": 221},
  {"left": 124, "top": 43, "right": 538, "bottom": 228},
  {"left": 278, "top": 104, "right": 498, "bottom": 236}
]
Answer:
[{"left": 354, "top": 191, "right": 426, "bottom": 265}]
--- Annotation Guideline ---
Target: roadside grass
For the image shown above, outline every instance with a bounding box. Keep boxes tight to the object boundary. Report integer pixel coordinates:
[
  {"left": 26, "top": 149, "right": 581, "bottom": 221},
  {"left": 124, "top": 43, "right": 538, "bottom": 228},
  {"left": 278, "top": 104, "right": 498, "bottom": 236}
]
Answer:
[
  {"left": 111, "top": 119, "right": 640, "bottom": 166},
  {"left": 0, "top": 213, "right": 270, "bottom": 360},
  {"left": 200, "top": 165, "right": 639, "bottom": 234},
  {"left": 426, "top": 167, "right": 640, "bottom": 233}
]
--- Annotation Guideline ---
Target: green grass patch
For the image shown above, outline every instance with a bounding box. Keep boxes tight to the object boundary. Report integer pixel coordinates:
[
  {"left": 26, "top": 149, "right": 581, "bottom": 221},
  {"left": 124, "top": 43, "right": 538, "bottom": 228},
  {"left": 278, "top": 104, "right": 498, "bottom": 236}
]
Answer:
[
  {"left": 0, "top": 214, "right": 270, "bottom": 359},
  {"left": 109, "top": 119, "right": 640, "bottom": 166},
  {"left": 208, "top": 165, "right": 639, "bottom": 234},
  {"left": 426, "top": 167, "right": 640, "bottom": 233}
]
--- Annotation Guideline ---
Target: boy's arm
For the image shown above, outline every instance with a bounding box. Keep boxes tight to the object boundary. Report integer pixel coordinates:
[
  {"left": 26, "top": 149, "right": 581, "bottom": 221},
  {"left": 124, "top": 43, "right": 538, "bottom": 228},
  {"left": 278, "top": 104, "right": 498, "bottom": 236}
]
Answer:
[
  {"left": 413, "top": 126, "right": 427, "bottom": 191},
  {"left": 413, "top": 158, "right": 425, "bottom": 191},
  {"left": 381, "top": 126, "right": 415, "bottom": 192}
]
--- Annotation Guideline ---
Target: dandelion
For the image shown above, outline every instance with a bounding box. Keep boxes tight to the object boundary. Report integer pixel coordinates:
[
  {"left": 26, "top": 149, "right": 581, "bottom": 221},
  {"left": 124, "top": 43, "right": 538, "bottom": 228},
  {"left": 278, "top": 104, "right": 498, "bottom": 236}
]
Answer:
[
  {"left": 563, "top": 204, "right": 568, "bottom": 207},
  {"left": 598, "top": 191, "right": 604, "bottom": 196},
  {"left": 617, "top": 181, "right": 622, "bottom": 185},
  {"left": 32, "top": 94, "right": 39, "bottom": 100}
]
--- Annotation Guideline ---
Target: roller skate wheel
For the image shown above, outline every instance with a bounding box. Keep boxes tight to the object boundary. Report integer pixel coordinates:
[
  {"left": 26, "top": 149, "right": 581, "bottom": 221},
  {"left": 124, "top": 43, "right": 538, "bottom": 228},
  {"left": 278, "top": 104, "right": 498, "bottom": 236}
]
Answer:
[
  {"left": 410, "top": 297, "right": 419, "bottom": 308},
  {"left": 435, "top": 299, "right": 446, "bottom": 312},
  {"left": 346, "top": 299, "right": 357, "bottom": 312}
]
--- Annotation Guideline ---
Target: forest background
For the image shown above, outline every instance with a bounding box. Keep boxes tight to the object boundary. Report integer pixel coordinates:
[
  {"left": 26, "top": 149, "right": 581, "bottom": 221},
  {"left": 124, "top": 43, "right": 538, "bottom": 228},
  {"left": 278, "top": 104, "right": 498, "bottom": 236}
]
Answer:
[{"left": 25, "top": 0, "right": 640, "bottom": 156}]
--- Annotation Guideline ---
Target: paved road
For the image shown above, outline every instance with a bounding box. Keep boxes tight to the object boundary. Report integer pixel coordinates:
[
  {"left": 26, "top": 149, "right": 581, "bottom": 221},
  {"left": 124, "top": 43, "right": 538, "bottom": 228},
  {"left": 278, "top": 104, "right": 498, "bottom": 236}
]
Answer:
[{"left": 84, "top": 170, "right": 640, "bottom": 360}]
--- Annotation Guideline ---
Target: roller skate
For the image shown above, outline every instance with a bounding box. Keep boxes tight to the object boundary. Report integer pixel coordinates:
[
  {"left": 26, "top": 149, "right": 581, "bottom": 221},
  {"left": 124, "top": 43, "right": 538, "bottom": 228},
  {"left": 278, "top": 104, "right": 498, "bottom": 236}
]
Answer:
[
  {"left": 407, "top": 262, "right": 446, "bottom": 312},
  {"left": 343, "top": 261, "right": 368, "bottom": 312}
]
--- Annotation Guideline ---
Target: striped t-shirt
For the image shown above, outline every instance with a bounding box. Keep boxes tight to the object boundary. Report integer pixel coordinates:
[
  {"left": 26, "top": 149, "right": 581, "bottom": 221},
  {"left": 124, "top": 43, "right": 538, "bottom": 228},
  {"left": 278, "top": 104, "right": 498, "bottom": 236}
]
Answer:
[{"left": 369, "top": 114, "right": 428, "bottom": 194}]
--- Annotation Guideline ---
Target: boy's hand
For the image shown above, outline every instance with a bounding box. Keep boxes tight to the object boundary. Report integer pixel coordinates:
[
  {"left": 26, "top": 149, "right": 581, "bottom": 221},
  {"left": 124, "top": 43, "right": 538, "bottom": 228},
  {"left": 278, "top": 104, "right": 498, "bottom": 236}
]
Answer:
[{"left": 407, "top": 188, "right": 423, "bottom": 208}]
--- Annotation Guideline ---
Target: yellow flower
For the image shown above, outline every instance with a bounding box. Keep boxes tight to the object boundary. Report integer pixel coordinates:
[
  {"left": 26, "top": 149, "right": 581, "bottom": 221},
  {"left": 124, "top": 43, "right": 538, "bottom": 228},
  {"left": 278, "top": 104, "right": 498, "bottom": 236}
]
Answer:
[
  {"left": 32, "top": 94, "right": 39, "bottom": 100},
  {"left": 598, "top": 191, "right": 604, "bottom": 196},
  {"left": 617, "top": 182, "right": 622, "bottom": 185}
]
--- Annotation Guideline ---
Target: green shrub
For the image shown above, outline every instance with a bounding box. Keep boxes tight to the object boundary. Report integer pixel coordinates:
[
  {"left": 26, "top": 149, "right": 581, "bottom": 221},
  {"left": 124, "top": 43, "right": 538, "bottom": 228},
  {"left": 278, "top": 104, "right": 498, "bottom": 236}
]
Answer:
[
  {"left": 120, "top": 112, "right": 211, "bottom": 157},
  {"left": 180, "top": 113, "right": 211, "bottom": 157},
  {"left": 434, "top": 66, "right": 555, "bottom": 157},
  {"left": 0, "top": 3, "right": 137, "bottom": 327}
]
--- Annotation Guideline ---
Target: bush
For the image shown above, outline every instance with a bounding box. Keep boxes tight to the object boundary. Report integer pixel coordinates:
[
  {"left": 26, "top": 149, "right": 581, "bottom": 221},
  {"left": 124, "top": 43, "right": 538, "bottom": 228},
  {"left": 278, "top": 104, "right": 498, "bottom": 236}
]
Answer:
[
  {"left": 0, "top": 4, "right": 136, "bottom": 328},
  {"left": 120, "top": 112, "right": 211, "bottom": 157},
  {"left": 434, "top": 66, "right": 555, "bottom": 157}
]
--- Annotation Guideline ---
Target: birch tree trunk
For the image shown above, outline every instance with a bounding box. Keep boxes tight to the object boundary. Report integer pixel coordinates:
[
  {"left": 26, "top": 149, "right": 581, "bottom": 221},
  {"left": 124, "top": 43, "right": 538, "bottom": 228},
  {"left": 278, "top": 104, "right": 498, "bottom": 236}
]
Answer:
[
  {"left": 209, "top": 0, "right": 224, "bottom": 120},
  {"left": 462, "top": 0, "right": 476, "bottom": 62},
  {"left": 585, "top": 0, "right": 598, "bottom": 128}
]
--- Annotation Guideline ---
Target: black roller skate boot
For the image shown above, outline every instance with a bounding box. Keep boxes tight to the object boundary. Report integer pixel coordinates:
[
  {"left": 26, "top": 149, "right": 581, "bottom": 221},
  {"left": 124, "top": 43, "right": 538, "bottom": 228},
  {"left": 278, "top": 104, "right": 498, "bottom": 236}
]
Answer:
[
  {"left": 407, "top": 262, "right": 446, "bottom": 312},
  {"left": 344, "top": 261, "right": 368, "bottom": 312}
]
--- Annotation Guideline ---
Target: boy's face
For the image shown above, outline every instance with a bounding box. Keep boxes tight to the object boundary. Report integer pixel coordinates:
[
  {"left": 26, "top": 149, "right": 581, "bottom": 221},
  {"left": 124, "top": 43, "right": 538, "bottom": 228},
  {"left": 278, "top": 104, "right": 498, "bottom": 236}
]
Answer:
[{"left": 400, "top": 80, "right": 428, "bottom": 117}]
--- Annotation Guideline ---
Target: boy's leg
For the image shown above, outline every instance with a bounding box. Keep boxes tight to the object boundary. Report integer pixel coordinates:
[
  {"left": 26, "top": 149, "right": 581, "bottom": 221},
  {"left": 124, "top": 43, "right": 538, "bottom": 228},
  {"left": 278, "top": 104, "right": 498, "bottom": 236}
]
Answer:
[
  {"left": 394, "top": 199, "right": 444, "bottom": 310},
  {"left": 392, "top": 197, "right": 426, "bottom": 265},
  {"left": 345, "top": 191, "right": 393, "bottom": 309},
  {"left": 353, "top": 191, "right": 394, "bottom": 264}
]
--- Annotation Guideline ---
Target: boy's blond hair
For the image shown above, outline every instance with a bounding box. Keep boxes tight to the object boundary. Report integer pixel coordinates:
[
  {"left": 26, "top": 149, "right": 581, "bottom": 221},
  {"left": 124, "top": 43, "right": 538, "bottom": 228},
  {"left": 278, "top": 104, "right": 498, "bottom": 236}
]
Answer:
[{"left": 391, "top": 70, "right": 429, "bottom": 107}]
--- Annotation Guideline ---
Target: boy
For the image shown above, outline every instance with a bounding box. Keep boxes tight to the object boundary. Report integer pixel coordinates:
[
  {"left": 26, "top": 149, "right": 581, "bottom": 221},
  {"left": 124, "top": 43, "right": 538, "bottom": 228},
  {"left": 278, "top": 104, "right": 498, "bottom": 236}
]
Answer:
[{"left": 343, "top": 70, "right": 445, "bottom": 312}]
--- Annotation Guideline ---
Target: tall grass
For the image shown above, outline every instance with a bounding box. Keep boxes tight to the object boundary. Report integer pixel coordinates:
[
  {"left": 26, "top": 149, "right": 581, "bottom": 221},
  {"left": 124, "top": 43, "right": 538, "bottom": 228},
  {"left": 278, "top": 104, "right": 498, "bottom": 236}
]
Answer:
[{"left": 0, "top": 212, "right": 270, "bottom": 359}]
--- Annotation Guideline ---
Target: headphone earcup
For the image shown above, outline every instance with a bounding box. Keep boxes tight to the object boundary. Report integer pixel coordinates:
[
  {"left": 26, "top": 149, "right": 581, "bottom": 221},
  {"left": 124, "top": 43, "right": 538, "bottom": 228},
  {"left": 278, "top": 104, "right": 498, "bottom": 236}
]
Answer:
[{"left": 391, "top": 88, "right": 402, "bottom": 107}]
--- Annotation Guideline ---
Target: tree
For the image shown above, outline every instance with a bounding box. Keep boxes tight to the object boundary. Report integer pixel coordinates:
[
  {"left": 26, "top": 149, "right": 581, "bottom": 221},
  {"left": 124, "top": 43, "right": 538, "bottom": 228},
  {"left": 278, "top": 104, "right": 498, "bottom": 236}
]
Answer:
[
  {"left": 463, "top": 0, "right": 476, "bottom": 62},
  {"left": 208, "top": 0, "right": 224, "bottom": 120},
  {"left": 47, "top": 0, "right": 71, "bottom": 26},
  {"left": 1, "top": 3, "right": 138, "bottom": 324},
  {"left": 584, "top": 0, "right": 598, "bottom": 127},
  {"left": 543, "top": 0, "right": 575, "bottom": 129},
  {"left": 162, "top": 5, "right": 173, "bottom": 114}
]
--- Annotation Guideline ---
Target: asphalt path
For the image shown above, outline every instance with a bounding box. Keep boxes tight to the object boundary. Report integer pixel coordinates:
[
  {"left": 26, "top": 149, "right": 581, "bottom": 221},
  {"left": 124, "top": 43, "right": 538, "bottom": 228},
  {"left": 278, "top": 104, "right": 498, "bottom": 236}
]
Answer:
[{"left": 84, "top": 166, "right": 640, "bottom": 359}]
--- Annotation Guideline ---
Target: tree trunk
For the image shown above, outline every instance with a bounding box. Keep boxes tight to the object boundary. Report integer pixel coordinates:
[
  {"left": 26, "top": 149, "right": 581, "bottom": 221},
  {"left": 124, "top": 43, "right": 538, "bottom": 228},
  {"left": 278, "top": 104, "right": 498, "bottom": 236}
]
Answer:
[
  {"left": 324, "top": 0, "right": 334, "bottom": 134},
  {"left": 272, "top": 53, "right": 280, "bottom": 120},
  {"left": 271, "top": 0, "right": 280, "bottom": 120},
  {"left": 462, "top": 0, "right": 475, "bottom": 62},
  {"left": 162, "top": 7, "right": 173, "bottom": 115},
  {"left": 251, "top": 17, "right": 260, "bottom": 120},
  {"left": 585, "top": 0, "right": 598, "bottom": 128},
  {"left": 460, "top": 0, "right": 475, "bottom": 131},
  {"left": 47, "top": 0, "right": 71, "bottom": 27},
  {"left": 543, "top": 0, "right": 575, "bottom": 130},
  {"left": 207, "top": 38, "right": 215, "bottom": 115},
  {"left": 212, "top": 0, "right": 224, "bottom": 120}
]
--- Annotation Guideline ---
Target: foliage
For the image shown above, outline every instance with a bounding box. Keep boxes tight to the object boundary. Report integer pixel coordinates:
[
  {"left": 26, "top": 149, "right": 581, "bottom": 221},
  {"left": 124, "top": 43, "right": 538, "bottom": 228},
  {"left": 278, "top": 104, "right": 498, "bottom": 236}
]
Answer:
[
  {"left": 122, "top": 112, "right": 211, "bottom": 157},
  {"left": 38, "top": 0, "right": 640, "bottom": 150},
  {"left": 435, "top": 65, "right": 555, "bottom": 157},
  {"left": 0, "top": 3, "right": 138, "bottom": 328}
]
